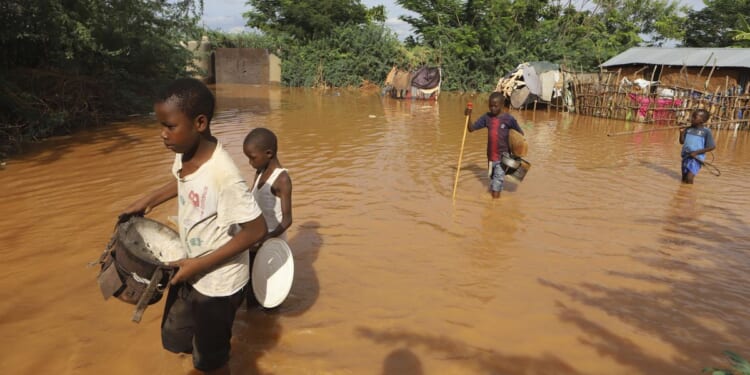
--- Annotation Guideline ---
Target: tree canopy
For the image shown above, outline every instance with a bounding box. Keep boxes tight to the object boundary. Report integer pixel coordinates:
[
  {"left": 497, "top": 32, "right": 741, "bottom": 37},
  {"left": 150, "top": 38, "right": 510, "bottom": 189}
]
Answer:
[
  {"left": 683, "top": 0, "right": 750, "bottom": 47},
  {"left": 395, "top": 0, "right": 686, "bottom": 91},
  {"left": 244, "top": 0, "right": 384, "bottom": 40},
  {"left": 0, "top": 0, "right": 203, "bottom": 156}
]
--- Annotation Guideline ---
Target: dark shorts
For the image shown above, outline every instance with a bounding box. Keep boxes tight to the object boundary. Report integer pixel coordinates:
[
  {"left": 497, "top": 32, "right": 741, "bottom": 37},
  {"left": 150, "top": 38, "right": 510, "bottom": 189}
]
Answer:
[{"left": 161, "top": 283, "right": 245, "bottom": 372}]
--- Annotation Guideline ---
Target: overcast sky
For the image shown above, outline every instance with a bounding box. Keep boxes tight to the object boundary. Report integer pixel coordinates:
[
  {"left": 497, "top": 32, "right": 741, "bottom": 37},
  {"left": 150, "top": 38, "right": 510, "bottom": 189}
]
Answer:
[{"left": 200, "top": 0, "right": 707, "bottom": 39}]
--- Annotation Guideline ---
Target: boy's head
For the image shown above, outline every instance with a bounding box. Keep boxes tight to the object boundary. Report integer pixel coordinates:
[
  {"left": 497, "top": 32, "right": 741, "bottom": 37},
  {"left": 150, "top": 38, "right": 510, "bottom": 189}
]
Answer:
[
  {"left": 154, "top": 78, "right": 215, "bottom": 154},
  {"left": 488, "top": 92, "right": 504, "bottom": 116},
  {"left": 690, "top": 108, "right": 709, "bottom": 126},
  {"left": 243, "top": 127, "right": 278, "bottom": 170}
]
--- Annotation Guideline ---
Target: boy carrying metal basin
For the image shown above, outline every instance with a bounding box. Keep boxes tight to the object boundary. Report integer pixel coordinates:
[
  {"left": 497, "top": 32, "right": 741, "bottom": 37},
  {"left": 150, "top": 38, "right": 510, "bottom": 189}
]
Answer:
[{"left": 121, "top": 78, "right": 267, "bottom": 375}]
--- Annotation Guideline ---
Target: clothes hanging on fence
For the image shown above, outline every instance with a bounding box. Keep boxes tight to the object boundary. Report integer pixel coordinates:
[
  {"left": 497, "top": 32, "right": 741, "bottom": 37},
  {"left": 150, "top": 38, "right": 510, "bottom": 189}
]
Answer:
[
  {"left": 654, "top": 97, "right": 683, "bottom": 121},
  {"left": 628, "top": 93, "right": 652, "bottom": 121}
]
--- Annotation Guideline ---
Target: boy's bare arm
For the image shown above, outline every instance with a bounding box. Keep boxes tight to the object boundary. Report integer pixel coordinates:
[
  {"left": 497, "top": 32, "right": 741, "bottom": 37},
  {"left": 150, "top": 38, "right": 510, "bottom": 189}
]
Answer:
[
  {"left": 679, "top": 128, "right": 686, "bottom": 144},
  {"left": 122, "top": 180, "right": 177, "bottom": 216},
  {"left": 690, "top": 145, "right": 716, "bottom": 158},
  {"left": 170, "top": 215, "right": 267, "bottom": 284},
  {"left": 268, "top": 172, "right": 293, "bottom": 239}
]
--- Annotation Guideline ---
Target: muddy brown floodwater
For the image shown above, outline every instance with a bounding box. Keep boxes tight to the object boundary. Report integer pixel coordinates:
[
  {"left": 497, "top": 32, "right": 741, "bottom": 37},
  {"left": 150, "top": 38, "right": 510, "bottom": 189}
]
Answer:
[{"left": 1, "top": 84, "right": 749, "bottom": 375}]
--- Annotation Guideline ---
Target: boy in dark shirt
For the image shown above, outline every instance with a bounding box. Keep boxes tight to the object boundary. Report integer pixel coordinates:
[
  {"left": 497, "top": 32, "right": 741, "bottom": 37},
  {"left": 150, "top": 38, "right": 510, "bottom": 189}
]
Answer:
[{"left": 468, "top": 92, "right": 524, "bottom": 198}]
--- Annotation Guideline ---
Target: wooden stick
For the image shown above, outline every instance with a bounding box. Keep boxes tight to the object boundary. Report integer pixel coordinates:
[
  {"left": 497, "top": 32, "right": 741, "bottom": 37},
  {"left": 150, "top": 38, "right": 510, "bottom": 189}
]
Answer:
[
  {"left": 725, "top": 75, "right": 729, "bottom": 94},
  {"left": 705, "top": 57, "right": 717, "bottom": 90},
  {"left": 681, "top": 62, "right": 689, "bottom": 87},
  {"left": 607, "top": 124, "right": 689, "bottom": 137},
  {"left": 697, "top": 52, "right": 714, "bottom": 80},
  {"left": 452, "top": 103, "right": 473, "bottom": 201}
]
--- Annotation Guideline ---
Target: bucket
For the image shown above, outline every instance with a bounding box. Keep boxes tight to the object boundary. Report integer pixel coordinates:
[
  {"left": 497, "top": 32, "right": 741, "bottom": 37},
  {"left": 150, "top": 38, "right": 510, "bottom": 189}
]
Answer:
[
  {"left": 506, "top": 158, "right": 532, "bottom": 183},
  {"left": 97, "top": 217, "right": 185, "bottom": 322}
]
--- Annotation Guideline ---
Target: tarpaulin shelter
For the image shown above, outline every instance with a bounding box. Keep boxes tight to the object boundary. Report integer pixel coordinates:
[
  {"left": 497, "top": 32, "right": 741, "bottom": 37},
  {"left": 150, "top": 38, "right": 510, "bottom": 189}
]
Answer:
[
  {"left": 383, "top": 66, "right": 441, "bottom": 100},
  {"left": 495, "top": 62, "right": 564, "bottom": 109}
]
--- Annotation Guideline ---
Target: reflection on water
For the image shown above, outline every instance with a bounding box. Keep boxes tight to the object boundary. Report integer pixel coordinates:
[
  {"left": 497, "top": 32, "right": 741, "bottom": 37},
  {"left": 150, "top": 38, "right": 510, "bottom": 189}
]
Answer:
[{"left": 1, "top": 85, "right": 749, "bottom": 374}]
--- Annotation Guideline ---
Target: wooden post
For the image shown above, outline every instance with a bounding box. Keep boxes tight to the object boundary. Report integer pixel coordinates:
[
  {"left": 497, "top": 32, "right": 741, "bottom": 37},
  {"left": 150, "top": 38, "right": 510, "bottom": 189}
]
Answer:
[
  {"left": 680, "top": 63, "right": 689, "bottom": 87},
  {"left": 561, "top": 65, "right": 567, "bottom": 113},
  {"left": 704, "top": 57, "right": 717, "bottom": 90},
  {"left": 696, "top": 52, "right": 714, "bottom": 81}
]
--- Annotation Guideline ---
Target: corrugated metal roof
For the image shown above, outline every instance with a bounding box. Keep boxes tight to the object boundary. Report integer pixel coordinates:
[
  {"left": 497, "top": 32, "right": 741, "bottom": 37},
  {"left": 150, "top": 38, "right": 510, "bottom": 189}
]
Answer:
[{"left": 601, "top": 47, "right": 750, "bottom": 68}]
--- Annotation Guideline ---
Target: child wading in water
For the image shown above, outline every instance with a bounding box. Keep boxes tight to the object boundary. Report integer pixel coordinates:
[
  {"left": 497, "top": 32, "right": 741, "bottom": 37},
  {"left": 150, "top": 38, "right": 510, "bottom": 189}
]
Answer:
[
  {"left": 242, "top": 127, "right": 293, "bottom": 306},
  {"left": 243, "top": 127, "right": 292, "bottom": 240},
  {"left": 679, "top": 109, "right": 715, "bottom": 184},
  {"left": 122, "top": 78, "right": 267, "bottom": 375},
  {"left": 468, "top": 92, "right": 524, "bottom": 198}
]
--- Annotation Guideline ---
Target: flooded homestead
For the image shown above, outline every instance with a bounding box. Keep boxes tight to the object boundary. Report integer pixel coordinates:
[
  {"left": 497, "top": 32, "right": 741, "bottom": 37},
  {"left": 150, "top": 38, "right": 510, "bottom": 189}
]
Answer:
[{"left": 0, "top": 85, "right": 749, "bottom": 375}]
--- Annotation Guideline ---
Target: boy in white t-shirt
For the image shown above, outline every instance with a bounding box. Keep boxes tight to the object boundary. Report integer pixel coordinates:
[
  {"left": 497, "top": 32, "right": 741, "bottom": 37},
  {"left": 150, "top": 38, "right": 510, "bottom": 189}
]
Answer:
[{"left": 122, "top": 78, "right": 267, "bottom": 375}]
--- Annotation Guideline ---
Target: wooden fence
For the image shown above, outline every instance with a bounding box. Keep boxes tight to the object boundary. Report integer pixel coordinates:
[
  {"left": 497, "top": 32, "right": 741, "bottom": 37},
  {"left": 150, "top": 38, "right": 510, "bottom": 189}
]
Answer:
[{"left": 569, "top": 69, "right": 750, "bottom": 130}]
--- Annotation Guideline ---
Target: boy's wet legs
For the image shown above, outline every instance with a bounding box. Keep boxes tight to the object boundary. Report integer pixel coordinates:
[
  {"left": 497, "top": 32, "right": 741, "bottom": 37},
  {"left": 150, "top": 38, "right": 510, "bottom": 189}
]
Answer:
[
  {"left": 489, "top": 161, "right": 505, "bottom": 198},
  {"left": 683, "top": 172, "right": 695, "bottom": 184},
  {"left": 246, "top": 247, "right": 261, "bottom": 308}
]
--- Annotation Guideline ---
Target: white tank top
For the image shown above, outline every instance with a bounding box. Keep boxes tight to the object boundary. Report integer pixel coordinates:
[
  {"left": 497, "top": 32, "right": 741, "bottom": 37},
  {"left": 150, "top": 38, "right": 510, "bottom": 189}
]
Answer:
[{"left": 252, "top": 168, "right": 287, "bottom": 238}]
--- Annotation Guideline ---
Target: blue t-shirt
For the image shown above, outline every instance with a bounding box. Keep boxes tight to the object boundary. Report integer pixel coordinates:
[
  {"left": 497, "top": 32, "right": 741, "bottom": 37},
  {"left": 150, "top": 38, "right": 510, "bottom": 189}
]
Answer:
[
  {"left": 470, "top": 113, "right": 523, "bottom": 161},
  {"left": 682, "top": 127, "right": 715, "bottom": 161}
]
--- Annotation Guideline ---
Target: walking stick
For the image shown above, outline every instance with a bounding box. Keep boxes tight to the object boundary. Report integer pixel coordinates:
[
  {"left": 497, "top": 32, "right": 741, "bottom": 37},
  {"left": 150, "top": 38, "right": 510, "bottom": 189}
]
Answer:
[{"left": 452, "top": 102, "right": 473, "bottom": 201}]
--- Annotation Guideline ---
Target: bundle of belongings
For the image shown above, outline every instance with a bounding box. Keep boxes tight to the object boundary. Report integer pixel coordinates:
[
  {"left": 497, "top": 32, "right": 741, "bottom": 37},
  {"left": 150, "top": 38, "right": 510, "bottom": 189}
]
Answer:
[
  {"left": 383, "top": 65, "right": 441, "bottom": 100},
  {"left": 495, "top": 61, "right": 563, "bottom": 109}
]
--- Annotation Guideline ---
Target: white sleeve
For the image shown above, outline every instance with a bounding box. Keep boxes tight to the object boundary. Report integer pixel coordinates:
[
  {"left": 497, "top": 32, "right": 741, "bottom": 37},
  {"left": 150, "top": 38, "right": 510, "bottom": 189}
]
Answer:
[{"left": 217, "top": 178, "right": 263, "bottom": 228}]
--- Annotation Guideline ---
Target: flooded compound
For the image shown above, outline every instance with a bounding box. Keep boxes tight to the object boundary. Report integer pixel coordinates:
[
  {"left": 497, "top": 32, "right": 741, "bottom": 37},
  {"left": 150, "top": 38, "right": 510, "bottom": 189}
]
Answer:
[{"left": 1, "top": 85, "right": 749, "bottom": 375}]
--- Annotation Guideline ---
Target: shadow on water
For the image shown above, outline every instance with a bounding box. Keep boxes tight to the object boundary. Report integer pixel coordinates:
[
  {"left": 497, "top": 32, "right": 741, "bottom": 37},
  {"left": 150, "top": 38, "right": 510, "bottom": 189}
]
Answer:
[
  {"left": 381, "top": 348, "right": 424, "bottom": 375},
  {"left": 539, "top": 186, "right": 750, "bottom": 373},
  {"left": 9, "top": 119, "right": 154, "bottom": 166},
  {"left": 452, "top": 163, "right": 520, "bottom": 193},
  {"left": 638, "top": 160, "right": 681, "bottom": 181},
  {"left": 279, "top": 221, "right": 323, "bottom": 316},
  {"left": 356, "top": 327, "right": 582, "bottom": 374},
  {"left": 230, "top": 221, "right": 322, "bottom": 374}
]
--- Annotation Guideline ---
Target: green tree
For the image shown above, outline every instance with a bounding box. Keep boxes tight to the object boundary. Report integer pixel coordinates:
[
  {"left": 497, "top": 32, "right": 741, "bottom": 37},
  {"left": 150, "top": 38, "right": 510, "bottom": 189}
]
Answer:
[
  {"left": 683, "top": 0, "right": 750, "bottom": 47},
  {"left": 397, "top": 0, "right": 686, "bottom": 91},
  {"left": 0, "top": 0, "right": 202, "bottom": 155},
  {"left": 244, "top": 0, "right": 371, "bottom": 40},
  {"left": 282, "top": 23, "right": 407, "bottom": 87}
]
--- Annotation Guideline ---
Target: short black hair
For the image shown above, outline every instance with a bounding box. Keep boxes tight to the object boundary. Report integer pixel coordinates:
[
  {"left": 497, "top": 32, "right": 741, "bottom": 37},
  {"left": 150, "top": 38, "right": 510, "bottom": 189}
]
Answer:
[
  {"left": 156, "top": 78, "right": 215, "bottom": 123},
  {"left": 489, "top": 91, "right": 503, "bottom": 102},
  {"left": 244, "top": 127, "right": 278, "bottom": 154},
  {"left": 693, "top": 108, "right": 710, "bottom": 121}
]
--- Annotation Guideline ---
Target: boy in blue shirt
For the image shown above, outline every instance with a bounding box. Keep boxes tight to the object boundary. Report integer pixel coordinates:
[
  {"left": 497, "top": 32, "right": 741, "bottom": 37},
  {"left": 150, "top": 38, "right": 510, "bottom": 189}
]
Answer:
[
  {"left": 122, "top": 78, "right": 267, "bottom": 374},
  {"left": 467, "top": 92, "right": 524, "bottom": 198},
  {"left": 679, "top": 109, "right": 716, "bottom": 184}
]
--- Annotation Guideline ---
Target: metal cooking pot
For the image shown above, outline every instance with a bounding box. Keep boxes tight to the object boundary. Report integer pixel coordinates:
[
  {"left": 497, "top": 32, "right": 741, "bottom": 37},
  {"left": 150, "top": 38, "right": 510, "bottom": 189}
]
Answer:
[
  {"left": 501, "top": 153, "right": 521, "bottom": 170},
  {"left": 97, "top": 217, "right": 185, "bottom": 322}
]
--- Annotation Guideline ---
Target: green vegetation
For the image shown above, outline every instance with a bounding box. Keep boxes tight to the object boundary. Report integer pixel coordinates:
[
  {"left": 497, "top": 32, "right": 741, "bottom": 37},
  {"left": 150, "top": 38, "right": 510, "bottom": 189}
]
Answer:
[
  {"left": 396, "top": 0, "right": 687, "bottom": 91},
  {"left": 244, "top": 0, "right": 384, "bottom": 40},
  {"left": 704, "top": 351, "right": 750, "bottom": 375},
  {"left": 683, "top": 0, "right": 750, "bottom": 47},
  {"left": 0, "top": 0, "right": 204, "bottom": 157},
  {"left": 281, "top": 23, "right": 406, "bottom": 88}
]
